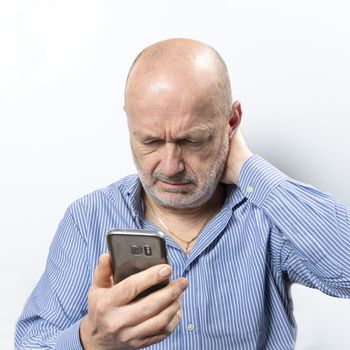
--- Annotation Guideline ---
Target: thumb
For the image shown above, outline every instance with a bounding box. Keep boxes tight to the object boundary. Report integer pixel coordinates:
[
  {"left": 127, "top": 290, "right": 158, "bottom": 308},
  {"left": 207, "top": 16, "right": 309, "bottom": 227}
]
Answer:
[{"left": 92, "top": 253, "right": 113, "bottom": 289}]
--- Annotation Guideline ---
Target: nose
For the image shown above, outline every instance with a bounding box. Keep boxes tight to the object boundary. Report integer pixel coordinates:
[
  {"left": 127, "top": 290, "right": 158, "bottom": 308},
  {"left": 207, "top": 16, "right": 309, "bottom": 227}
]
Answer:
[{"left": 161, "top": 142, "right": 184, "bottom": 178}]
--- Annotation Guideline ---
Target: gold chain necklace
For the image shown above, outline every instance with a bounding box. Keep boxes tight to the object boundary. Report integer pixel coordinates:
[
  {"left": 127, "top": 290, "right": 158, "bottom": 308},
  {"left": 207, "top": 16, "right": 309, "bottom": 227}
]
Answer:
[{"left": 144, "top": 195, "right": 213, "bottom": 255}]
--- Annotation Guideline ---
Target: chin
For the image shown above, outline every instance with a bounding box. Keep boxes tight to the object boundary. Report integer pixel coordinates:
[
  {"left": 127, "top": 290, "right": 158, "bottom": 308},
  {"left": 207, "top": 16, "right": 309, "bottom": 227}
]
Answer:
[{"left": 151, "top": 188, "right": 216, "bottom": 209}]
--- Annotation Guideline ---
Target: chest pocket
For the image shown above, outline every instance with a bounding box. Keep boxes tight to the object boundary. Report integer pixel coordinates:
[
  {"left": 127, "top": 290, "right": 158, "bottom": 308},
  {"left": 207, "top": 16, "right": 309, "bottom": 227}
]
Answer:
[{"left": 203, "top": 247, "right": 268, "bottom": 340}]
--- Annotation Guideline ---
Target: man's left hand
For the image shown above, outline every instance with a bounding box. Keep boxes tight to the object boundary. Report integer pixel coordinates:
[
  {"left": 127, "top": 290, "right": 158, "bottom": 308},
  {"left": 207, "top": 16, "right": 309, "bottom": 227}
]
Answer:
[{"left": 221, "top": 127, "right": 254, "bottom": 185}]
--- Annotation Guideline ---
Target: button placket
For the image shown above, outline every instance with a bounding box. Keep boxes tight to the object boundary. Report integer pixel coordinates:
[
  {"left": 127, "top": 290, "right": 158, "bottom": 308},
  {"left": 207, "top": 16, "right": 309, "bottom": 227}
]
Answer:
[
  {"left": 187, "top": 323, "right": 195, "bottom": 332},
  {"left": 247, "top": 185, "right": 254, "bottom": 193}
]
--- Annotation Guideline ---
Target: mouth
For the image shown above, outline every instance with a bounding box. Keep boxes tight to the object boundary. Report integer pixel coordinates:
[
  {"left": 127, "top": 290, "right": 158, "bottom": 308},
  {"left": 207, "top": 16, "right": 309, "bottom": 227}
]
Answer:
[
  {"left": 161, "top": 180, "right": 191, "bottom": 187},
  {"left": 157, "top": 180, "right": 194, "bottom": 193}
]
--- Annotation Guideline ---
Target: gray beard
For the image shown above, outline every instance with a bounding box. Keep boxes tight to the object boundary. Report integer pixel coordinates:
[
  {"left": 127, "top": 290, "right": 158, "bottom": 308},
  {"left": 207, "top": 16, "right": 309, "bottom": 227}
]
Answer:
[{"left": 132, "top": 137, "right": 229, "bottom": 209}]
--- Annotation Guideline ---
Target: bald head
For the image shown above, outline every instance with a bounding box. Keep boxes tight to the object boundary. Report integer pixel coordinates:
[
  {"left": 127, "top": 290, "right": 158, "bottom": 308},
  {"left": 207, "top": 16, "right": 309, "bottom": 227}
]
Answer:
[
  {"left": 124, "top": 38, "right": 232, "bottom": 117},
  {"left": 124, "top": 39, "right": 240, "bottom": 209}
]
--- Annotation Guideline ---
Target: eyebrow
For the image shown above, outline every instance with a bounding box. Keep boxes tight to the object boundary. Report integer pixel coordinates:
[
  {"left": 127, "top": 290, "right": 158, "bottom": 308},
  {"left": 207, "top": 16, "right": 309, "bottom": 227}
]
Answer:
[
  {"left": 134, "top": 127, "right": 212, "bottom": 141},
  {"left": 176, "top": 130, "right": 211, "bottom": 140}
]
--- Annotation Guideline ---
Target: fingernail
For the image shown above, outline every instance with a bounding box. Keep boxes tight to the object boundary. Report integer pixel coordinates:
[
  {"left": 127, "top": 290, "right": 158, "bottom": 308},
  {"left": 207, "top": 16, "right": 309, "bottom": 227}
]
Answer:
[
  {"left": 99, "top": 253, "right": 108, "bottom": 263},
  {"left": 179, "top": 278, "right": 188, "bottom": 291},
  {"left": 159, "top": 265, "right": 171, "bottom": 277}
]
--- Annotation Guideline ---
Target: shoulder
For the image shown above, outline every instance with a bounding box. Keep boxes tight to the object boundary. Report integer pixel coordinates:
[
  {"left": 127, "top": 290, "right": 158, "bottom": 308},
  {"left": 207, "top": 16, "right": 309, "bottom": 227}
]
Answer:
[{"left": 68, "top": 174, "right": 140, "bottom": 217}]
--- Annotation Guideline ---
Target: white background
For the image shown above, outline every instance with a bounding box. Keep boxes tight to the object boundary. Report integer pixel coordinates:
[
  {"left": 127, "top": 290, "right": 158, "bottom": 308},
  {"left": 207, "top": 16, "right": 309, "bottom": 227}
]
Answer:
[{"left": 1, "top": 1, "right": 349, "bottom": 349}]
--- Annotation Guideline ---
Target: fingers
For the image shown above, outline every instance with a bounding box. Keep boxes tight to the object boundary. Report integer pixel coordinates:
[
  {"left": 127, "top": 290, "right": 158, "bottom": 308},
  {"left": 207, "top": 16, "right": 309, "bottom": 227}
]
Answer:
[
  {"left": 130, "top": 294, "right": 183, "bottom": 339},
  {"left": 113, "top": 264, "right": 174, "bottom": 305},
  {"left": 84, "top": 262, "right": 188, "bottom": 350},
  {"left": 125, "top": 278, "right": 188, "bottom": 326},
  {"left": 112, "top": 284, "right": 186, "bottom": 349},
  {"left": 127, "top": 306, "right": 182, "bottom": 349},
  {"left": 221, "top": 125, "right": 253, "bottom": 185},
  {"left": 92, "top": 253, "right": 113, "bottom": 289}
]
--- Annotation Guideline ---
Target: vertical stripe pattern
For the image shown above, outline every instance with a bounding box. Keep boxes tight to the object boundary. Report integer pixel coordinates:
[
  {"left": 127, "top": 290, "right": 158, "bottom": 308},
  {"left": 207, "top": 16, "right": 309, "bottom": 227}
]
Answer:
[{"left": 15, "top": 155, "right": 350, "bottom": 349}]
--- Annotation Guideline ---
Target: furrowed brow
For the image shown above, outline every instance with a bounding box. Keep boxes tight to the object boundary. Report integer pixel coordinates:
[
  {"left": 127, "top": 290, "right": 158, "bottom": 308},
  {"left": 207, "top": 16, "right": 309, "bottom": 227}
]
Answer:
[{"left": 176, "top": 128, "right": 212, "bottom": 140}]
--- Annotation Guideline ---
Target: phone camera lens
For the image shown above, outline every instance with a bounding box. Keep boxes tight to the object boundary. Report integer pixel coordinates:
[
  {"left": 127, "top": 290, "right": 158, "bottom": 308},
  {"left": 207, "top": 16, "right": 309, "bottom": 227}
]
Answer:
[
  {"left": 130, "top": 244, "right": 142, "bottom": 255},
  {"left": 144, "top": 245, "right": 152, "bottom": 256}
]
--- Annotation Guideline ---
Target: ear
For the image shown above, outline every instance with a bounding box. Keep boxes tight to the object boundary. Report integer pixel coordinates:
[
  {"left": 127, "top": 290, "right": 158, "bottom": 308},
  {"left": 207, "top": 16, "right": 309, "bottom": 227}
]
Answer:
[{"left": 228, "top": 100, "right": 242, "bottom": 137}]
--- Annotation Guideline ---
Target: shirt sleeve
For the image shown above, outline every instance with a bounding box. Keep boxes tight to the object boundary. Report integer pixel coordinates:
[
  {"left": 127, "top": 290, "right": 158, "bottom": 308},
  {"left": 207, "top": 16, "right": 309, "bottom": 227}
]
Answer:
[
  {"left": 15, "top": 205, "right": 90, "bottom": 349},
  {"left": 238, "top": 155, "right": 350, "bottom": 298}
]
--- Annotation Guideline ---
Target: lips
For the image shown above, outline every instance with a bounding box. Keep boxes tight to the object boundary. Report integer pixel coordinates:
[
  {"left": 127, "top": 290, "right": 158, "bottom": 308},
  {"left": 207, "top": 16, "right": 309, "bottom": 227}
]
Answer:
[{"left": 162, "top": 181, "right": 190, "bottom": 186}]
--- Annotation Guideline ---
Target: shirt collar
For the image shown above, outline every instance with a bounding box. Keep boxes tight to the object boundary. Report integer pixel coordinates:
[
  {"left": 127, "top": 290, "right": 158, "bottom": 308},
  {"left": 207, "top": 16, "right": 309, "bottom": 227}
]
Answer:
[
  {"left": 223, "top": 183, "right": 247, "bottom": 211},
  {"left": 119, "top": 175, "right": 144, "bottom": 222}
]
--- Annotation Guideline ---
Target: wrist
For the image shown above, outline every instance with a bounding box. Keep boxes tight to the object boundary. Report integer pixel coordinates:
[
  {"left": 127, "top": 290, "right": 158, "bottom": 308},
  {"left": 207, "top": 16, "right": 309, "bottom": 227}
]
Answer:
[
  {"left": 234, "top": 152, "right": 254, "bottom": 184},
  {"left": 80, "top": 316, "right": 95, "bottom": 350},
  {"left": 223, "top": 151, "right": 254, "bottom": 185}
]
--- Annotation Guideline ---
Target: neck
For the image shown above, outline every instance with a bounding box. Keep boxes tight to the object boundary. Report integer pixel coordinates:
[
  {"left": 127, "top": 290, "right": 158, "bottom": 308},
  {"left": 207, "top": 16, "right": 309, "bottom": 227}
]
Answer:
[{"left": 143, "top": 184, "right": 225, "bottom": 255}]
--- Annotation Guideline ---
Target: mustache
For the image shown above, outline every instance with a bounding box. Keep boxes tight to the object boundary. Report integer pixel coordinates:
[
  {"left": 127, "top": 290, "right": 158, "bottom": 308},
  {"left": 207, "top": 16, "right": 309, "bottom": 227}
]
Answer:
[{"left": 152, "top": 171, "right": 197, "bottom": 185}]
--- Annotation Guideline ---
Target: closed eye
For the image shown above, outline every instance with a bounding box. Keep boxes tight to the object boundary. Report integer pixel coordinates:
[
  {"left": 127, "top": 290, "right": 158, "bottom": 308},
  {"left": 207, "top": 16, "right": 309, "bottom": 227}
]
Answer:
[
  {"left": 143, "top": 139, "right": 164, "bottom": 146},
  {"left": 181, "top": 136, "right": 211, "bottom": 147},
  {"left": 184, "top": 140, "right": 203, "bottom": 146}
]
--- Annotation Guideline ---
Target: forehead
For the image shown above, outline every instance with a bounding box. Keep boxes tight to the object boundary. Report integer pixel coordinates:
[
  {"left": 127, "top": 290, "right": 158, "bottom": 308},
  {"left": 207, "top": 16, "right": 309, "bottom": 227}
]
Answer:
[
  {"left": 128, "top": 97, "right": 221, "bottom": 138},
  {"left": 126, "top": 75, "right": 225, "bottom": 135}
]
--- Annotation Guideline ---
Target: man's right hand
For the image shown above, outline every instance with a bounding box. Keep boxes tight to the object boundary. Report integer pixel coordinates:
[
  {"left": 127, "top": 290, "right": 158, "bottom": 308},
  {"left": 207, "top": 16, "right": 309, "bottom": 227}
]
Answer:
[{"left": 80, "top": 253, "right": 188, "bottom": 350}]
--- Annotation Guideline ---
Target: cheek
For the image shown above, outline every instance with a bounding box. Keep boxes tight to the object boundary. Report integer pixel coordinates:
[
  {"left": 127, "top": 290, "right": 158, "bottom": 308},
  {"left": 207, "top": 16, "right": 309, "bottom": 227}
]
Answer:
[
  {"left": 181, "top": 149, "right": 211, "bottom": 176},
  {"left": 198, "top": 139, "right": 223, "bottom": 162},
  {"left": 199, "top": 146, "right": 213, "bottom": 161},
  {"left": 191, "top": 142, "right": 226, "bottom": 175},
  {"left": 134, "top": 148, "right": 160, "bottom": 174}
]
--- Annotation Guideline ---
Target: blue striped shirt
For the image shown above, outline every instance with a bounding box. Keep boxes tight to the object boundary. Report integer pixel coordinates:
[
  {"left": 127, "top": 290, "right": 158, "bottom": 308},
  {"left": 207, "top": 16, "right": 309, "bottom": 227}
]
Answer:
[{"left": 15, "top": 155, "right": 350, "bottom": 349}]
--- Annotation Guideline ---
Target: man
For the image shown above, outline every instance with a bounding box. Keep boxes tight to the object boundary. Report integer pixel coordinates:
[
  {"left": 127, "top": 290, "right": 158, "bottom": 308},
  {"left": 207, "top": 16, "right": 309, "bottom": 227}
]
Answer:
[{"left": 16, "top": 38, "right": 350, "bottom": 349}]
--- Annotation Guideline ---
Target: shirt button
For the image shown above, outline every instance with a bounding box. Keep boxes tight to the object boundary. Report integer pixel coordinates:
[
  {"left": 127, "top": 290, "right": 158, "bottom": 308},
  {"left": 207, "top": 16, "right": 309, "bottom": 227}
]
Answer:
[
  {"left": 247, "top": 185, "right": 254, "bottom": 193},
  {"left": 185, "top": 266, "right": 190, "bottom": 272},
  {"left": 187, "top": 323, "right": 195, "bottom": 332}
]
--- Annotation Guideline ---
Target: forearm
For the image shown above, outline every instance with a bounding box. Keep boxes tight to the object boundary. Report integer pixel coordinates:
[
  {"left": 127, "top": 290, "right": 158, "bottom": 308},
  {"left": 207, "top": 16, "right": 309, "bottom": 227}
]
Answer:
[
  {"left": 15, "top": 206, "right": 90, "bottom": 349},
  {"left": 238, "top": 155, "right": 350, "bottom": 296},
  {"left": 15, "top": 317, "right": 83, "bottom": 350}
]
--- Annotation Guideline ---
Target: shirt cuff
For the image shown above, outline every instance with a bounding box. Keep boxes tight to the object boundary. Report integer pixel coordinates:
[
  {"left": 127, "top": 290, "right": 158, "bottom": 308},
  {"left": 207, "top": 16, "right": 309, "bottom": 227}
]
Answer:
[
  {"left": 237, "top": 155, "right": 288, "bottom": 208},
  {"left": 55, "top": 319, "right": 84, "bottom": 350}
]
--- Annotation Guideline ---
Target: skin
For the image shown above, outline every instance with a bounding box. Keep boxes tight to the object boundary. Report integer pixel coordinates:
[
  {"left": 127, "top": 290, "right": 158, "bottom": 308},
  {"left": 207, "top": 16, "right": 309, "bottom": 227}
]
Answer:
[
  {"left": 80, "top": 38, "right": 253, "bottom": 349},
  {"left": 125, "top": 39, "right": 252, "bottom": 243},
  {"left": 80, "top": 254, "right": 188, "bottom": 349}
]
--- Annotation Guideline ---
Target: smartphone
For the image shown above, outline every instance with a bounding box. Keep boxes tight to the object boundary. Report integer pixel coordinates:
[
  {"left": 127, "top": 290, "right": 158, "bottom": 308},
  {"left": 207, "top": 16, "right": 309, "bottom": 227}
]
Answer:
[{"left": 106, "top": 228, "right": 169, "bottom": 299}]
